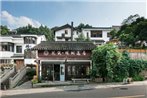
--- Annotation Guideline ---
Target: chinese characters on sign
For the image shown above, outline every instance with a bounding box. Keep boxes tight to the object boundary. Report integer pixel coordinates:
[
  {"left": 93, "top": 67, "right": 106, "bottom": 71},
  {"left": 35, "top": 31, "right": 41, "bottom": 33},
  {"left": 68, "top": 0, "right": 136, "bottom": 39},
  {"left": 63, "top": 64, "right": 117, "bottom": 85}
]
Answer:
[{"left": 43, "top": 51, "right": 87, "bottom": 56}]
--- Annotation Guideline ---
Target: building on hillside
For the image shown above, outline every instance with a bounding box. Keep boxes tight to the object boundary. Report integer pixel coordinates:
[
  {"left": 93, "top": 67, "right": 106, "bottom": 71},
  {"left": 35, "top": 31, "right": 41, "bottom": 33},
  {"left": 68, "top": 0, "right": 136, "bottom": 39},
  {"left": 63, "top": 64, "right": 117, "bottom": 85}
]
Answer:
[
  {"left": 32, "top": 41, "right": 96, "bottom": 81},
  {"left": 52, "top": 22, "right": 113, "bottom": 45},
  {"left": 52, "top": 22, "right": 78, "bottom": 41},
  {"left": 82, "top": 27, "right": 112, "bottom": 45},
  {"left": 0, "top": 34, "right": 46, "bottom": 70}
]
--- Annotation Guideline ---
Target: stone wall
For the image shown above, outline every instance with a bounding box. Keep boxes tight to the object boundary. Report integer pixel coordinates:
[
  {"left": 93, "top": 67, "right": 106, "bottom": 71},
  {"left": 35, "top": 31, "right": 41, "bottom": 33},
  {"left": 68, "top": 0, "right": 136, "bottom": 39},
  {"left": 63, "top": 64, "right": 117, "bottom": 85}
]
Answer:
[{"left": 119, "top": 49, "right": 147, "bottom": 60}]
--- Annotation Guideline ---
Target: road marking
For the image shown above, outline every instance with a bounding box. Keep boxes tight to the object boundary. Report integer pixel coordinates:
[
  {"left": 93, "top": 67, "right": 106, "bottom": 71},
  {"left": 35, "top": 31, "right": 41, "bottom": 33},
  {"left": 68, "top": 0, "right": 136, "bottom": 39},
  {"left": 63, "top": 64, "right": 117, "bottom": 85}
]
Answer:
[{"left": 111, "top": 94, "right": 145, "bottom": 98}]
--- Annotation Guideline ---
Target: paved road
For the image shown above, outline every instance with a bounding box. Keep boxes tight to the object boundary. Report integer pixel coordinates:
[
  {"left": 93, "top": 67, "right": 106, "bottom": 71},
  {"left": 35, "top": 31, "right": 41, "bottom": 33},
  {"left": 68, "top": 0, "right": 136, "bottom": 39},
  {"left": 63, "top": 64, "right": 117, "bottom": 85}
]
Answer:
[{"left": 2, "top": 84, "right": 147, "bottom": 98}]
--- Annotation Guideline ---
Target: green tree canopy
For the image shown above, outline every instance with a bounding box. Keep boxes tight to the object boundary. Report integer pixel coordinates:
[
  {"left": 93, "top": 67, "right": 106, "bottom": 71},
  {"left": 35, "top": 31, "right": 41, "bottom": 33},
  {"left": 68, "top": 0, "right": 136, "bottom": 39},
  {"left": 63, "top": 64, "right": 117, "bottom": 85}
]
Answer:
[
  {"left": 0, "top": 25, "right": 10, "bottom": 35},
  {"left": 16, "top": 24, "right": 54, "bottom": 41},
  {"left": 75, "top": 23, "right": 92, "bottom": 32},
  {"left": 92, "top": 43, "right": 121, "bottom": 82},
  {"left": 76, "top": 32, "right": 85, "bottom": 41},
  {"left": 113, "top": 15, "right": 147, "bottom": 48}
]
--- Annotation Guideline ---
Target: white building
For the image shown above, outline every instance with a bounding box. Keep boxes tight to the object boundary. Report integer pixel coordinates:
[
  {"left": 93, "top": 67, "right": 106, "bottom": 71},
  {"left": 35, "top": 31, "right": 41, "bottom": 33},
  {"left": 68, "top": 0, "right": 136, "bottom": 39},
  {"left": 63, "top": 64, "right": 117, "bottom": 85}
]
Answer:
[
  {"left": 82, "top": 27, "right": 112, "bottom": 45},
  {"left": 52, "top": 23, "right": 78, "bottom": 41},
  {"left": 0, "top": 34, "right": 46, "bottom": 70},
  {"left": 53, "top": 23, "right": 112, "bottom": 45}
]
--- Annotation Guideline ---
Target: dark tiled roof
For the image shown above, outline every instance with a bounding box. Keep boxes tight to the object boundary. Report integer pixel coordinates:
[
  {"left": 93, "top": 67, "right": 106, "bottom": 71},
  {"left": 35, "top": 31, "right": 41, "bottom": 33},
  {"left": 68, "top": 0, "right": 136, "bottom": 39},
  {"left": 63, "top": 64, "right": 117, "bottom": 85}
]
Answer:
[
  {"left": 32, "top": 41, "right": 96, "bottom": 51},
  {"left": 52, "top": 24, "right": 76, "bottom": 32},
  {"left": 51, "top": 24, "right": 71, "bottom": 32},
  {"left": 83, "top": 27, "right": 112, "bottom": 30}
]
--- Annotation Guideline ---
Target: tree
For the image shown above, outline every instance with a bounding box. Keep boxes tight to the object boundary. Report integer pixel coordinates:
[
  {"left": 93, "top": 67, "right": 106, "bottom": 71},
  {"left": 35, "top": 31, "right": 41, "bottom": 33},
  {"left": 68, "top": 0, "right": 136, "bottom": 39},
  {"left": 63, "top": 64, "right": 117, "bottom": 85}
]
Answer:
[
  {"left": 113, "top": 51, "right": 130, "bottom": 82},
  {"left": 76, "top": 23, "right": 92, "bottom": 32},
  {"left": 114, "top": 51, "right": 147, "bottom": 82},
  {"left": 92, "top": 43, "right": 121, "bottom": 82},
  {"left": 38, "top": 25, "right": 54, "bottom": 41},
  {"left": 122, "top": 14, "right": 140, "bottom": 25},
  {"left": 76, "top": 32, "right": 86, "bottom": 41},
  {"left": 16, "top": 24, "right": 38, "bottom": 34},
  {"left": 116, "top": 15, "right": 147, "bottom": 48},
  {"left": 0, "top": 25, "right": 10, "bottom": 35},
  {"left": 16, "top": 24, "right": 54, "bottom": 41},
  {"left": 133, "top": 20, "right": 147, "bottom": 47},
  {"left": 109, "top": 29, "right": 117, "bottom": 39}
]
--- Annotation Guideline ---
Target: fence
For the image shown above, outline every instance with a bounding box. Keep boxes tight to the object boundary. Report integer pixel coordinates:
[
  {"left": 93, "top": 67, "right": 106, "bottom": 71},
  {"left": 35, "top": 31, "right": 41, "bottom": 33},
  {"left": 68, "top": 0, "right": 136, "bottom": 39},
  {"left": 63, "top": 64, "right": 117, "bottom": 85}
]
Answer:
[{"left": 9, "top": 66, "right": 27, "bottom": 89}]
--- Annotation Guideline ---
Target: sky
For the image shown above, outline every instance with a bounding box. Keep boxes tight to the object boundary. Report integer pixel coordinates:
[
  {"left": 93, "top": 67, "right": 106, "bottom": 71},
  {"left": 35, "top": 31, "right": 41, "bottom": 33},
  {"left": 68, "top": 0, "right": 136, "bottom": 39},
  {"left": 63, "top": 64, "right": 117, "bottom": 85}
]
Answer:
[{"left": 0, "top": 0, "right": 147, "bottom": 29}]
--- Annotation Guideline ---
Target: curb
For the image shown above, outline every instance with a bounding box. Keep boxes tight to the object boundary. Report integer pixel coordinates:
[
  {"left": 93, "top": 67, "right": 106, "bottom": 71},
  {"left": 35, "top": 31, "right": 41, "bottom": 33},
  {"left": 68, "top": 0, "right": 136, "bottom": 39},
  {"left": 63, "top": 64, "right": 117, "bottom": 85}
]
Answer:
[{"left": 1, "top": 81, "right": 147, "bottom": 97}]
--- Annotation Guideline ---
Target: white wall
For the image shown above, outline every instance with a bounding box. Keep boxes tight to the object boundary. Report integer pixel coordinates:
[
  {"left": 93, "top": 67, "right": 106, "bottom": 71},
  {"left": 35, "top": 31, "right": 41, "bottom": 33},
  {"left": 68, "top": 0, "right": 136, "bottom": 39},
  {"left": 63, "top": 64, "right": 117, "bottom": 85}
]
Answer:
[
  {"left": 82, "top": 28, "right": 111, "bottom": 43},
  {"left": 21, "top": 35, "right": 46, "bottom": 65},
  {"left": 0, "top": 51, "right": 14, "bottom": 58},
  {"left": 24, "top": 59, "right": 36, "bottom": 65},
  {"left": 0, "top": 36, "right": 13, "bottom": 42},
  {"left": 55, "top": 28, "right": 72, "bottom": 41},
  {"left": 73, "top": 31, "right": 79, "bottom": 41},
  {"left": 13, "top": 38, "right": 24, "bottom": 54},
  {"left": 12, "top": 38, "right": 23, "bottom": 44},
  {"left": 0, "top": 34, "right": 46, "bottom": 66},
  {"left": 36, "top": 35, "right": 46, "bottom": 44}
]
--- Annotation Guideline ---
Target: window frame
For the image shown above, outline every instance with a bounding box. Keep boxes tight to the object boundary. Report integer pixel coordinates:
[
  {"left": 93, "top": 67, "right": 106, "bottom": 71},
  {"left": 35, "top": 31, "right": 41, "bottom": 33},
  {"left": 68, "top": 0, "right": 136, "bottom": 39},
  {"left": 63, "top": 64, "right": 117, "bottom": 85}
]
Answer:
[
  {"left": 91, "top": 30, "right": 102, "bottom": 38},
  {"left": 16, "top": 46, "right": 22, "bottom": 53}
]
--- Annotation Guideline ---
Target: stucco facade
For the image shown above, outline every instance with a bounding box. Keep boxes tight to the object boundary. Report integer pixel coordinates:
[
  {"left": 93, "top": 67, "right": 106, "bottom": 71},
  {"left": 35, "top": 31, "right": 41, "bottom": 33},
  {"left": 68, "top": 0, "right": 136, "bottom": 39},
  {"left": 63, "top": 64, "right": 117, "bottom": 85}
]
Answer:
[{"left": 0, "top": 34, "right": 46, "bottom": 70}]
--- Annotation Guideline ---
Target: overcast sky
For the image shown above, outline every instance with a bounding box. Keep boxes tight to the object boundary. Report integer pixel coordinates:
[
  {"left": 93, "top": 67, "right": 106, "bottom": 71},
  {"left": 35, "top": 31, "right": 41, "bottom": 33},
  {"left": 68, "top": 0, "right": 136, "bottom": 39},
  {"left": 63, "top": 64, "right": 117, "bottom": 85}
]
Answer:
[{"left": 1, "top": 0, "right": 147, "bottom": 29}]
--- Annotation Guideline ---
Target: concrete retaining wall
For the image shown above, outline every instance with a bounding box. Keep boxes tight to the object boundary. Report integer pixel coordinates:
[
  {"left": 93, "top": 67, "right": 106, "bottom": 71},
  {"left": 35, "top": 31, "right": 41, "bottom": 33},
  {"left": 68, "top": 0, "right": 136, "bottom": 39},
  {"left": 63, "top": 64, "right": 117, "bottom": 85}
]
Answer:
[{"left": 9, "top": 66, "right": 27, "bottom": 88}]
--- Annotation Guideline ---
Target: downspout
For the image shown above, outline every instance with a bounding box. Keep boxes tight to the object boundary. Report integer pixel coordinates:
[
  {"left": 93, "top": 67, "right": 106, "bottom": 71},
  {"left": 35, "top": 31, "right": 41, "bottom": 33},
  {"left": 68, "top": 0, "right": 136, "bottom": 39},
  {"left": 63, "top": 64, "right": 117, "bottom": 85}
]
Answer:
[{"left": 71, "top": 22, "right": 73, "bottom": 41}]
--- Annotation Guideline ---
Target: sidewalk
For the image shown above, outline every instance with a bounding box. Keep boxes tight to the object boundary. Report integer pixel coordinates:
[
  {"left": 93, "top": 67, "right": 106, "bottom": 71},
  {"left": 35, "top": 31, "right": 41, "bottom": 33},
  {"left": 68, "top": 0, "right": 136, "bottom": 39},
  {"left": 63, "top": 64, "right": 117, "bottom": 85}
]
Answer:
[{"left": 1, "top": 80, "right": 147, "bottom": 97}]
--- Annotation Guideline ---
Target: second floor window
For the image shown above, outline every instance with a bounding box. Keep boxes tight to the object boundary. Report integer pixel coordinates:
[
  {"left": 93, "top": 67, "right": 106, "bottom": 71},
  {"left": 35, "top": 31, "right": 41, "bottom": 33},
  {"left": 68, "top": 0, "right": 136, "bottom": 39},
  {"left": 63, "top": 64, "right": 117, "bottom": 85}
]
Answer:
[
  {"left": 0, "top": 42, "right": 14, "bottom": 52},
  {"left": 65, "top": 30, "right": 68, "bottom": 34},
  {"left": 16, "top": 46, "right": 22, "bottom": 53},
  {"left": 24, "top": 37, "right": 37, "bottom": 44},
  {"left": 91, "top": 30, "right": 102, "bottom": 37},
  {"left": 107, "top": 32, "right": 111, "bottom": 37}
]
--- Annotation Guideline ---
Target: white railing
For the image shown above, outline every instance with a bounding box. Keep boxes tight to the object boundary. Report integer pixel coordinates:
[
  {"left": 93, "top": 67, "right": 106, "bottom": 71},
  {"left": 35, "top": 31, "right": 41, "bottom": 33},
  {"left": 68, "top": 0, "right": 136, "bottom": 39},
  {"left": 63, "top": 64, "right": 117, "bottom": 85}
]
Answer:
[
  {"left": 0, "top": 67, "right": 15, "bottom": 84},
  {"left": 9, "top": 66, "right": 27, "bottom": 88}
]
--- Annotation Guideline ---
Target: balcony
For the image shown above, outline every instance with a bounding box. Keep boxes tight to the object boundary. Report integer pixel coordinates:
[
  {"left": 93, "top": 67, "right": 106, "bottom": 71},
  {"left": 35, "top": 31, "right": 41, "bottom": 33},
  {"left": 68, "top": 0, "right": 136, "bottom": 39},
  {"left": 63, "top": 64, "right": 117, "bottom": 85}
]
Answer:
[{"left": 0, "top": 51, "right": 14, "bottom": 58}]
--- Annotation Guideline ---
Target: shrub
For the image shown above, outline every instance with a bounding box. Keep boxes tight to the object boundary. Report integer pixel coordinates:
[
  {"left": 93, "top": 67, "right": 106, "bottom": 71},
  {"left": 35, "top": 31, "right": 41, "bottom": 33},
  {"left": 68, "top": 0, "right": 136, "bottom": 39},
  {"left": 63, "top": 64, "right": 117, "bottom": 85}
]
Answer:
[
  {"left": 26, "top": 68, "right": 36, "bottom": 80},
  {"left": 113, "top": 51, "right": 146, "bottom": 82},
  {"left": 128, "top": 59, "right": 144, "bottom": 77},
  {"left": 90, "top": 65, "right": 98, "bottom": 79},
  {"left": 133, "top": 75, "right": 144, "bottom": 81},
  {"left": 31, "top": 79, "right": 38, "bottom": 84}
]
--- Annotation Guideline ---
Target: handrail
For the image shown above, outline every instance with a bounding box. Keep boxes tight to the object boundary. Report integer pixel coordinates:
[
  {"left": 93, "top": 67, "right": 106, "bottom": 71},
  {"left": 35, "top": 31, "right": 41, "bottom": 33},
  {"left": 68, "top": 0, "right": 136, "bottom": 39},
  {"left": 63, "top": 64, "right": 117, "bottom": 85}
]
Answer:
[
  {"left": 9, "top": 66, "right": 27, "bottom": 88},
  {"left": 11, "top": 66, "right": 26, "bottom": 81},
  {"left": 0, "top": 67, "right": 15, "bottom": 83}
]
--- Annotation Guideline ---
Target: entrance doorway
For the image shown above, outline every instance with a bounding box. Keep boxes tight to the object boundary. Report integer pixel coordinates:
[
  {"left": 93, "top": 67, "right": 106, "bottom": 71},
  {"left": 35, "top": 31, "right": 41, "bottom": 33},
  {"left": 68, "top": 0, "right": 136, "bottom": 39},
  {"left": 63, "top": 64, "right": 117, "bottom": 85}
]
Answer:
[{"left": 54, "top": 64, "right": 60, "bottom": 81}]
